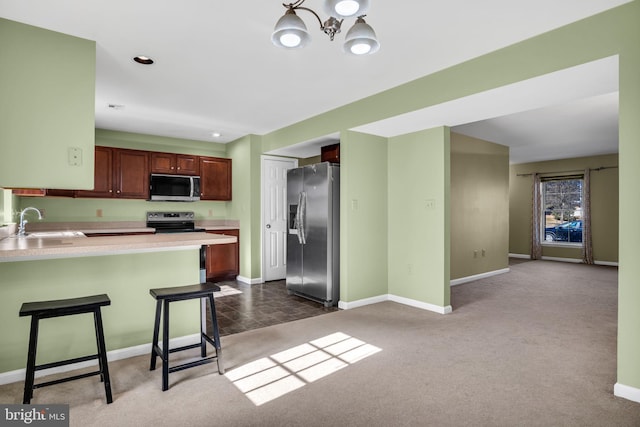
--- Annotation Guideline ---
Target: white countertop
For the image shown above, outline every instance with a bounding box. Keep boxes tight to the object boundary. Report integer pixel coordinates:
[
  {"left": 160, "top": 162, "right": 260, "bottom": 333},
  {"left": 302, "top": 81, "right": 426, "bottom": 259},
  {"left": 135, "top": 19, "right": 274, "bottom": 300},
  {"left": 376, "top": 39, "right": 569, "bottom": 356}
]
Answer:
[{"left": 0, "top": 232, "right": 236, "bottom": 262}]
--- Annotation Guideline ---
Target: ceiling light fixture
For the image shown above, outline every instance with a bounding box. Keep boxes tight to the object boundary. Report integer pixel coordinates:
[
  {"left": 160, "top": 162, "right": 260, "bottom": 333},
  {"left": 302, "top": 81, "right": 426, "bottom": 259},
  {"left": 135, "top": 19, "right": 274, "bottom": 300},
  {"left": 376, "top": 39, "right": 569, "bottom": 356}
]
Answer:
[
  {"left": 133, "top": 56, "right": 154, "bottom": 65},
  {"left": 272, "top": 0, "right": 379, "bottom": 55}
]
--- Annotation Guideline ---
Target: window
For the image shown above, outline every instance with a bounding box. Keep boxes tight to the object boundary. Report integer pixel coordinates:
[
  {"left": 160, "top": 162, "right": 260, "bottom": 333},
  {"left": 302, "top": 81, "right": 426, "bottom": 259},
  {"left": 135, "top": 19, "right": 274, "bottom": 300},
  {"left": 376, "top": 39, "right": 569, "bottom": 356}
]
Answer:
[{"left": 541, "top": 177, "right": 583, "bottom": 244}]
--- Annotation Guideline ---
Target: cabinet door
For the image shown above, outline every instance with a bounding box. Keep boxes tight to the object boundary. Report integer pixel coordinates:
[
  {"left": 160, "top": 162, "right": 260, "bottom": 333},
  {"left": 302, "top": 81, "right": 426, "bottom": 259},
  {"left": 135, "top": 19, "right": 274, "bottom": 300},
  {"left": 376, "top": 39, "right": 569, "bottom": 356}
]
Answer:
[
  {"left": 115, "top": 149, "right": 149, "bottom": 199},
  {"left": 200, "top": 157, "right": 232, "bottom": 200},
  {"left": 75, "top": 146, "right": 114, "bottom": 198},
  {"left": 206, "top": 229, "right": 239, "bottom": 281},
  {"left": 176, "top": 154, "right": 199, "bottom": 175},
  {"left": 150, "top": 152, "right": 176, "bottom": 174},
  {"left": 321, "top": 143, "right": 340, "bottom": 163}
]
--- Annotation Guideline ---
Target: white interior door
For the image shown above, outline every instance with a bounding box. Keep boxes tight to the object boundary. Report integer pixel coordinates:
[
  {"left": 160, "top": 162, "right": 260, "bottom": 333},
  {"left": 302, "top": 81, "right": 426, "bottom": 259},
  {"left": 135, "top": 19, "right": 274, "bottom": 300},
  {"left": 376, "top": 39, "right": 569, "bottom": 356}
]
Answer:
[{"left": 262, "top": 156, "right": 297, "bottom": 281}]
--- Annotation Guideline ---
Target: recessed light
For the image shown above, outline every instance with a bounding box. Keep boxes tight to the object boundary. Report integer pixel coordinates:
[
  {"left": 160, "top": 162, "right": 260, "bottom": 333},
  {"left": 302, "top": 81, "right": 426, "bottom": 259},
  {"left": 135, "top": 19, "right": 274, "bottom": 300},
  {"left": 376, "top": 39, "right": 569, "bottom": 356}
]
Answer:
[
  {"left": 211, "top": 132, "right": 222, "bottom": 138},
  {"left": 133, "top": 56, "right": 154, "bottom": 65}
]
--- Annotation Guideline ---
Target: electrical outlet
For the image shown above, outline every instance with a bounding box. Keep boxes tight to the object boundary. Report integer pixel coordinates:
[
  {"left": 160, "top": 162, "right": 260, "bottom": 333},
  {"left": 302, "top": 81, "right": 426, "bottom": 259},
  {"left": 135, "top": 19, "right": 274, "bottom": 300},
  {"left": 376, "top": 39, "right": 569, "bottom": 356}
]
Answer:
[
  {"left": 474, "top": 250, "right": 478, "bottom": 258},
  {"left": 425, "top": 199, "right": 436, "bottom": 209},
  {"left": 96, "top": 209, "right": 103, "bottom": 218},
  {"left": 351, "top": 199, "right": 359, "bottom": 211}
]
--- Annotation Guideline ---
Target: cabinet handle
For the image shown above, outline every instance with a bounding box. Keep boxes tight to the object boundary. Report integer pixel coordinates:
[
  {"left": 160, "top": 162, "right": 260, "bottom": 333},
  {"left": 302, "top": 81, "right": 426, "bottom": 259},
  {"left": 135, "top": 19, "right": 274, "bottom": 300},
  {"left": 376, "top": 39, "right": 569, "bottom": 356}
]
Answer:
[{"left": 109, "top": 189, "right": 113, "bottom": 193}]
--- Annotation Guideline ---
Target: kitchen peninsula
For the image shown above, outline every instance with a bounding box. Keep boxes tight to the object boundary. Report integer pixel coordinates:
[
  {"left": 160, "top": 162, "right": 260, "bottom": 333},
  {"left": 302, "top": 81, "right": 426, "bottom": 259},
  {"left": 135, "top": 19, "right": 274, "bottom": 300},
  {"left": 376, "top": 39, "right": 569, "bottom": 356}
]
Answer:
[{"left": 0, "top": 231, "right": 236, "bottom": 384}]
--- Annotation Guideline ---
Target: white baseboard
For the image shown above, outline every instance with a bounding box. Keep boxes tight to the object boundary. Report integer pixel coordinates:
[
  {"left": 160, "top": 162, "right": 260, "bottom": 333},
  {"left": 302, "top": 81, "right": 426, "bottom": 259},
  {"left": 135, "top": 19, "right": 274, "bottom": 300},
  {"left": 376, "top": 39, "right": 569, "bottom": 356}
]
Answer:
[
  {"left": 509, "top": 253, "right": 618, "bottom": 267},
  {"left": 388, "top": 294, "right": 452, "bottom": 314},
  {"left": 450, "top": 268, "right": 510, "bottom": 287},
  {"left": 594, "top": 260, "right": 619, "bottom": 267},
  {"left": 0, "top": 333, "right": 201, "bottom": 386},
  {"left": 509, "top": 253, "right": 530, "bottom": 259},
  {"left": 338, "top": 294, "right": 387, "bottom": 310},
  {"left": 339, "top": 294, "right": 451, "bottom": 314},
  {"left": 614, "top": 382, "right": 640, "bottom": 403},
  {"left": 236, "top": 275, "right": 262, "bottom": 285}
]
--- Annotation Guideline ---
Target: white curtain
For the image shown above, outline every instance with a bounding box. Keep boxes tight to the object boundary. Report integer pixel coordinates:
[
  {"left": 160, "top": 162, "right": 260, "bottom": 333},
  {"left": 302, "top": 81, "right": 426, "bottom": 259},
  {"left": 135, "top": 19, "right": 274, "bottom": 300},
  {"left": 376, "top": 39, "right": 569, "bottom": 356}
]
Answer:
[
  {"left": 531, "top": 173, "right": 542, "bottom": 260},
  {"left": 582, "top": 168, "right": 594, "bottom": 264}
]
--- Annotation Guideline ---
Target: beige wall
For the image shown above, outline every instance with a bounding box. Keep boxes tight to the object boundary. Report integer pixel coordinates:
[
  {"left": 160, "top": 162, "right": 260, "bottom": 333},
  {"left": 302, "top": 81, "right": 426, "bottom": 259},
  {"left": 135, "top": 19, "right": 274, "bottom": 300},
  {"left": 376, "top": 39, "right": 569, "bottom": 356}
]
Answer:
[
  {"left": 509, "top": 154, "right": 619, "bottom": 263},
  {"left": 450, "top": 133, "right": 510, "bottom": 280}
]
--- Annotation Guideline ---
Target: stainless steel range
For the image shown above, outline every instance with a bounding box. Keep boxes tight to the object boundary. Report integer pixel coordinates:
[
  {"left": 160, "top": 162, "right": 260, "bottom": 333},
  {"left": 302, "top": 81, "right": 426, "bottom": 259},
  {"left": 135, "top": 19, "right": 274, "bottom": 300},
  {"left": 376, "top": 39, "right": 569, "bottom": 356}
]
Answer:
[
  {"left": 147, "top": 211, "right": 207, "bottom": 283},
  {"left": 146, "top": 211, "right": 205, "bottom": 233}
]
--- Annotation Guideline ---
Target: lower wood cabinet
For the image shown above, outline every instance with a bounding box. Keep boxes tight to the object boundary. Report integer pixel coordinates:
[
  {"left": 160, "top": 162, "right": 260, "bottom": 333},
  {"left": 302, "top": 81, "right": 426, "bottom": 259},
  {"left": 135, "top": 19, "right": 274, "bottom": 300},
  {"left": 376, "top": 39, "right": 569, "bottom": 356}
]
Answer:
[{"left": 205, "top": 229, "right": 239, "bottom": 282}]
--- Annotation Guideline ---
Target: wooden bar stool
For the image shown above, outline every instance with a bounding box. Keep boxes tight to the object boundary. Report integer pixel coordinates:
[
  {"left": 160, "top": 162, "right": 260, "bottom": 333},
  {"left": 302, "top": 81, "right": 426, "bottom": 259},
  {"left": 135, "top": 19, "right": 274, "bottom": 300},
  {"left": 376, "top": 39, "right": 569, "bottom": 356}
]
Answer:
[
  {"left": 19, "top": 294, "right": 113, "bottom": 404},
  {"left": 149, "top": 282, "right": 224, "bottom": 391}
]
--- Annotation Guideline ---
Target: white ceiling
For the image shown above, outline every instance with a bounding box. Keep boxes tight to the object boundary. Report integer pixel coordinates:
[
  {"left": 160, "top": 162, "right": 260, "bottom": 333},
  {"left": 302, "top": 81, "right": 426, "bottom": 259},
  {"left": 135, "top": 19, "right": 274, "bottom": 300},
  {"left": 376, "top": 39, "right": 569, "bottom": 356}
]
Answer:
[{"left": 0, "top": 0, "right": 628, "bottom": 164}]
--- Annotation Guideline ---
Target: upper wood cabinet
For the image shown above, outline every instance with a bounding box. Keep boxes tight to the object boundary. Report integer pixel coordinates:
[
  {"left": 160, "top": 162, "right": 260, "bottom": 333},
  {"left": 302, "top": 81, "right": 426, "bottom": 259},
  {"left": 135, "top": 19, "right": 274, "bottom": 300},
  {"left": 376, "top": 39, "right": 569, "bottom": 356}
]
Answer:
[
  {"left": 150, "top": 152, "right": 199, "bottom": 175},
  {"left": 321, "top": 143, "right": 340, "bottom": 163},
  {"left": 200, "top": 157, "right": 232, "bottom": 201},
  {"left": 29, "top": 147, "right": 230, "bottom": 201},
  {"left": 75, "top": 147, "right": 149, "bottom": 199},
  {"left": 114, "top": 149, "right": 149, "bottom": 198}
]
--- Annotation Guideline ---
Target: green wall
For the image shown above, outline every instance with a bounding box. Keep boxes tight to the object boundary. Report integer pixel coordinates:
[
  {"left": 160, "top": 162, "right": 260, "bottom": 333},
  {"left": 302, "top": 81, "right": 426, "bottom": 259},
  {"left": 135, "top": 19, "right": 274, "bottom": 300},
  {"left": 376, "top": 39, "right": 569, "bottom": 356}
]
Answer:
[
  {"left": 226, "top": 134, "right": 263, "bottom": 280},
  {"left": 0, "top": 250, "right": 201, "bottom": 373},
  {"left": 95, "top": 129, "right": 226, "bottom": 157},
  {"left": 0, "top": 18, "right": 95, "bottom": 189},
  {"left": 450, "top": 133, "right": 509, "bottom": 280},
  {"left": 339, "top": 131, "right": 388, "bottom": 302},
  {"left": 509, "top": 154, "right": 619, "bottom": 263},
  {"left": 388, "top": 128, "right": 451, "bottom": 308}
]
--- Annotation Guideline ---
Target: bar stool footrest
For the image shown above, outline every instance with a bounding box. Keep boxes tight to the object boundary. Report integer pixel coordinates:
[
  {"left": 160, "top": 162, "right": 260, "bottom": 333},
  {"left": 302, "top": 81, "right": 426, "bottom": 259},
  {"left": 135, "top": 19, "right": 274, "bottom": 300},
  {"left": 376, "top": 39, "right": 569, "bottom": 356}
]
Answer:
[
  {"left": 169, "top": 357, "right": 217, "bottom": 374},
  {"left": 35, "top": 354, "right": 100, "bottom": 371},
  {"left": 35, "top": 370, "right": 103, "bottom": 389}
]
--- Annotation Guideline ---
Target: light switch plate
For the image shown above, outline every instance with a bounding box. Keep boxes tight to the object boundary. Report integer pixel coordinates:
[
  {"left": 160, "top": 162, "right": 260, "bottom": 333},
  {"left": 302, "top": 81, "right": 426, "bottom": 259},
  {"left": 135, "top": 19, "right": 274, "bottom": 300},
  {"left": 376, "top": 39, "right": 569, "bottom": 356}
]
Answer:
[{"left": 68, "top": 147, "right": 82, "bottom": 166}]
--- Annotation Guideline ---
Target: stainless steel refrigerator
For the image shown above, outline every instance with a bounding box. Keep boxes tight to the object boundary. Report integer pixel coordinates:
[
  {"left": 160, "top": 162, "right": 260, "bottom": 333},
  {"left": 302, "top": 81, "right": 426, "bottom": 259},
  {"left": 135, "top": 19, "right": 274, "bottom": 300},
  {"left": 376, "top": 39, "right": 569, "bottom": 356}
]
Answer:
[{"left": 286, "top": 162, "right": 340, "bottom": 307}]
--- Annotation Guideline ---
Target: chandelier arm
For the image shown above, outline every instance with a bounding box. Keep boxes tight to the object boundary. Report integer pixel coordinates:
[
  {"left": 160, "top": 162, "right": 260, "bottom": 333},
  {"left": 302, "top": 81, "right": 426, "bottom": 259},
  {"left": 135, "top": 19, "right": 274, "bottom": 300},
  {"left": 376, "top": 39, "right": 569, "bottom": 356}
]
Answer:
[
  {"left": 292, "top": 6, "right": 325, "bottom": 30},
  {"left": 282, "top": 0, "right": 306, "bottom": 8}
]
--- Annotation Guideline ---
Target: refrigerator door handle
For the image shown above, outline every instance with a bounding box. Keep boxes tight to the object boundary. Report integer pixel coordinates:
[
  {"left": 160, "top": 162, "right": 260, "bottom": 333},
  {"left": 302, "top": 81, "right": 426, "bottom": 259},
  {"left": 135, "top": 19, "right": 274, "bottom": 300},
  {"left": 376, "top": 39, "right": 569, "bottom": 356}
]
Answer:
[
  {"left": 299, "top": 191, "right": 307, "bottom": 245},
  {"left": 295, "top": 192, "right": 305, "bottom": 244}
]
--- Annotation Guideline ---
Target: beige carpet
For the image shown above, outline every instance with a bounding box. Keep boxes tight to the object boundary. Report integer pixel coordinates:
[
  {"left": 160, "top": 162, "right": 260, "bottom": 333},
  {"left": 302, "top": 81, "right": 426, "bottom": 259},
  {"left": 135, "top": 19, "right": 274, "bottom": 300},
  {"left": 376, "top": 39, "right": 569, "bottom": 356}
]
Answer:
[{"left": 2, "top": 260, "right": 640, "bottom": 426}]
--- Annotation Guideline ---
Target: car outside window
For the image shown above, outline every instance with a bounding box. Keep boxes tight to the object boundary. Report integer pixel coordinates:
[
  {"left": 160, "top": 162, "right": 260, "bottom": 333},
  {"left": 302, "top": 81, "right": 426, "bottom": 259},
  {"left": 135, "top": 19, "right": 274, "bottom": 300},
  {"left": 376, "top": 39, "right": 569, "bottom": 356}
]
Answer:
[{"left": 542, "top": 178, "right": 583, "bottom": 244}]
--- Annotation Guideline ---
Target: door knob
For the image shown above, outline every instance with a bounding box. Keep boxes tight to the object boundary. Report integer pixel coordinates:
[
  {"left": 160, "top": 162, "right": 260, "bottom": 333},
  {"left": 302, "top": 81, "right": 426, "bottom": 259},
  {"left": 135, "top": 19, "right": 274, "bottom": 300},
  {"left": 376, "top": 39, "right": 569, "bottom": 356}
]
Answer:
[{"left": 266, "top": 224, "right": 271, "bottom": 229}]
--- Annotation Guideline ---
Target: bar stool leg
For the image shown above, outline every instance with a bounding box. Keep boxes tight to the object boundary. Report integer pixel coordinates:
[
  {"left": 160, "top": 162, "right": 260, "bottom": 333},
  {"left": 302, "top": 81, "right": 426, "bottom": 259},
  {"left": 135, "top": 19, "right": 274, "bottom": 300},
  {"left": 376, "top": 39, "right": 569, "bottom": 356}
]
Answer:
[
  {"left": 23, "top": 315, "right": 40, "bottom": 404},
  {"left": 93, "top": 309, "right": 113, "bottom": 404},
  {"left": 207, "top": 294, "right": 224, "bottom": 374},
  {"left": 199, "top": 298, "right": 207, "bottom": 358},
  {"left": 162, "top": 299, "right": 170, "bottom": 391},
  {"left": 150, "top": 300, "right": 162, "bottom": 371}
]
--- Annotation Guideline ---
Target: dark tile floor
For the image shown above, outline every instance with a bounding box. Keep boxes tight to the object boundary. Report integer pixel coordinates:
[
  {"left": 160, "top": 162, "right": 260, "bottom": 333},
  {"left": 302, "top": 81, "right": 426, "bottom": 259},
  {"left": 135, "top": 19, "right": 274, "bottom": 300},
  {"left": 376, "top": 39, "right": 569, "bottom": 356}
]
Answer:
[{"left": 210, "top": 280, "right": 339, "bottom": 336}]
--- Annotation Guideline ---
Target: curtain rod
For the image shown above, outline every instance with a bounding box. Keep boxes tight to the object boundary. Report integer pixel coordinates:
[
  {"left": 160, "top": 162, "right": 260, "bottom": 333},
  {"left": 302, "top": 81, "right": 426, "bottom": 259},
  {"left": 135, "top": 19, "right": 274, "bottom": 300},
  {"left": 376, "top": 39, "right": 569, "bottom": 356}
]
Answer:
[{"left": 516, "top": 166, "right": 618, "bottom": 177}]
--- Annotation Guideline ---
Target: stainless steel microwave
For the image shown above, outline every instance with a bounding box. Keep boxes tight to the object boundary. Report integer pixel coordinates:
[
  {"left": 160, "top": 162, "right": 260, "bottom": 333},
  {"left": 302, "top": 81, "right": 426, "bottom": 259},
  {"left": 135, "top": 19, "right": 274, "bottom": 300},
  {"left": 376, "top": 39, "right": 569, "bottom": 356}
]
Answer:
[{"left": 149, "top": 174, "right": 201, "bottom": 202}]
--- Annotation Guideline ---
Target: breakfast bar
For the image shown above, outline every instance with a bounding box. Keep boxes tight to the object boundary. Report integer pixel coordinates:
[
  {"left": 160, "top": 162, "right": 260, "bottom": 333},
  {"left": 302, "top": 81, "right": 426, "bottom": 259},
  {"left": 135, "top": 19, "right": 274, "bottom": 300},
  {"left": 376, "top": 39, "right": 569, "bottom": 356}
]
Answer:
[{"left": 0, "top": 232, "right": 237, "bottom": 382}]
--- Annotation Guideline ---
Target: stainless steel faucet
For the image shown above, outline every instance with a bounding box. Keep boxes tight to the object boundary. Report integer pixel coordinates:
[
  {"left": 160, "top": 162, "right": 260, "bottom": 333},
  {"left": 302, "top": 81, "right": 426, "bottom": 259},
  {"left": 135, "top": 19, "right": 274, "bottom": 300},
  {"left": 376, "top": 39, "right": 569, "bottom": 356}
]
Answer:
[{"left": 18, "top": 207, "right": 43, "bottom": 237}]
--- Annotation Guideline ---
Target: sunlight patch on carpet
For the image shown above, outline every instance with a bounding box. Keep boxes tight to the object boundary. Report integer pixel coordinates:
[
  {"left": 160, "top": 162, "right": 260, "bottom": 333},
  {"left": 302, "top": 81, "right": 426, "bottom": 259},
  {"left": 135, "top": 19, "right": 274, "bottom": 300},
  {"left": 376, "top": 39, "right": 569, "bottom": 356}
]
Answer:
[{"left": 225, "top": 332, "right": 382, "bottom": 406}]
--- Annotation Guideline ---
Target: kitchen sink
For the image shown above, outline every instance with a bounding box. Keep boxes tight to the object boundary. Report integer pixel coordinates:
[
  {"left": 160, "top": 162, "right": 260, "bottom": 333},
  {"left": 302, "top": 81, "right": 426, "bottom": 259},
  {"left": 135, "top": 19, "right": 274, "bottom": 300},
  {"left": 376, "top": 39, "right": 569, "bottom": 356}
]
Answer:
[{"left": 22, "top": 231, "right": 86, "bottom": 238}]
